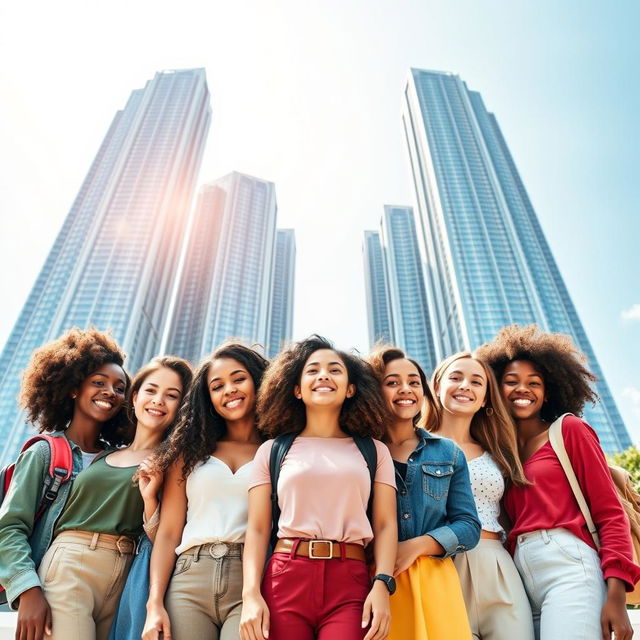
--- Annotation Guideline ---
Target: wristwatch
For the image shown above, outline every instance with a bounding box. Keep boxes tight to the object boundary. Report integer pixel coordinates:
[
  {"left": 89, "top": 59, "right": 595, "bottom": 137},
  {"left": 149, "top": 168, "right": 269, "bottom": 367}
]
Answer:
[{"left": 373, "top": 573, "right": 396, "bottom": 595}]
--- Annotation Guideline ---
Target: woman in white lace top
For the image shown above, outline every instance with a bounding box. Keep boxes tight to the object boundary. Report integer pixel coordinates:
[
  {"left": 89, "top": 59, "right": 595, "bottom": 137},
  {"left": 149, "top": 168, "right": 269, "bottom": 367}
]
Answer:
[{"left": 430, "top": 351, "right": 534, "bottom": 640}]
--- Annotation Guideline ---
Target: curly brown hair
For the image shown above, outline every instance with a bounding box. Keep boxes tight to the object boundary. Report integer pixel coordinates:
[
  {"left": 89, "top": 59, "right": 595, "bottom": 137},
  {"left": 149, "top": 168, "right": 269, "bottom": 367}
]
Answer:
[
  {"left": 20, "top": 327, "right": 130, "bottom": 446},
  {"left": 258, "top": 335, "right": 392, "bottom": 439},
  {"left": 124, "top": 356, "right": 194, "bottom": 444},
  {"left": 431, "top": 352, "right": 528, "bottom": 486},
  {"left": 152, "top": 343, "right": 269, "bottom": 478},
  {"left": 475, "top": 324, "right": 598, "bottom": 422},
  {"left": 368, "top": 344, "right": 439, "bottom": 431}
]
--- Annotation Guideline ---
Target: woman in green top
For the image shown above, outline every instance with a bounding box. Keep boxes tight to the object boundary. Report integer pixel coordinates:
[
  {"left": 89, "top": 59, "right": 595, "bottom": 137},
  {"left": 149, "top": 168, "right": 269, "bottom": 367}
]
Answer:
[
  {"left": 0, "top": 328, "right": 130, "bottom": 640},
  {"left": 37, "top": 356, "right": 192, "bottom": 640}
]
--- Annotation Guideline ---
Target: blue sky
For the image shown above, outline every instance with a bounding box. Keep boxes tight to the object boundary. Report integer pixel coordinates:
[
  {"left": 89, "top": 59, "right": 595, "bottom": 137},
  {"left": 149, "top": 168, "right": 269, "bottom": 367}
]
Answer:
[{"left": 1, "top": 0, "right": 639, "bottom": 436}]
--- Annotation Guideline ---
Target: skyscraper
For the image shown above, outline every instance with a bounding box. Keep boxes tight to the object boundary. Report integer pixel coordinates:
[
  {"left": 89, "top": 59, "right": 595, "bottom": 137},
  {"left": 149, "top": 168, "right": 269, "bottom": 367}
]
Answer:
[
  {"left": 363, "top": 230, "right": 393, "bottom": 347},
  {"left": 0, "top": 69, "right": 211, "bottom": 464},
  {"left": 165, "top": 172, "right": 295, "bottom": 362},
  {"left": 403, "top": 68, "right": 630, "bottom": 451},
  {"left": 266, "top": 229, "right": 296, "bottom": 358},
  {"left": 363, "top": 206, "right": 436, "bottom": 373}
]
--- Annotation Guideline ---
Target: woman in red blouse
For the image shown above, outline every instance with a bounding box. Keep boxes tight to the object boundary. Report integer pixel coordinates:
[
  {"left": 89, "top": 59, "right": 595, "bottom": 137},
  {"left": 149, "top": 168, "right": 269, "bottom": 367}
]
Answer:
[{"left": 477, "top": 325, "right": 640, "bottom": 640}]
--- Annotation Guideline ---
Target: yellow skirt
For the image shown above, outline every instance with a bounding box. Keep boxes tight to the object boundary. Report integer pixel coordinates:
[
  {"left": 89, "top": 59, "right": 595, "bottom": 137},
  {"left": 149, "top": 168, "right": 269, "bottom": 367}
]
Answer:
[{"left": 389, "top": 555, "right": 472, "bottom": 640}]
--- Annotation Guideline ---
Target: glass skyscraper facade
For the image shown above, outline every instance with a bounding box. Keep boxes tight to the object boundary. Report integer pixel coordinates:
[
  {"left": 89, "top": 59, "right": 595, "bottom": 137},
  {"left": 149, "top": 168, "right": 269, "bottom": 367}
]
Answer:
[
  {"left": 403, "top": 67, "right": 630, "bottom": 451},
  {"left": 165, "top": 172, "right": 295, "bottom": 362},
  {"left": 0, "top": 69, "right": 211, "bottom": 464},
  {"left": 363, "top": 206, "right": 436, "bottom": 373},
  {"left": 266, "top": 229, "right": 296, "bottom": 358}
]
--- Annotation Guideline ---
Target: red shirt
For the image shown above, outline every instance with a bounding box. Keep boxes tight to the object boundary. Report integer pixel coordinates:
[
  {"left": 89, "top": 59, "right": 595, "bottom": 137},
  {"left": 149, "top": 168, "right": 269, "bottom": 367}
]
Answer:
[{"left": 504, "top": 415, "right": 640, "bottom": 590}]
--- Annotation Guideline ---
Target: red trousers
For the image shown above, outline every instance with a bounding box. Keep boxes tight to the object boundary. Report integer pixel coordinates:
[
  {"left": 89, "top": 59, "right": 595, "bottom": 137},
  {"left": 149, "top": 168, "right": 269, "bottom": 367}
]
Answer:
[{"left": 262, "top": 551, "right": 371, "bottom": 640}]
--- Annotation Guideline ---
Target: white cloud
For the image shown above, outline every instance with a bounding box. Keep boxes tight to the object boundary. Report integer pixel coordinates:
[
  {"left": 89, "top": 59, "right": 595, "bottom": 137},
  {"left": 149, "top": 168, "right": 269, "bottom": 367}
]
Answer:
[{"left": 621, "top": 304, "right": 640, "bottom": 321}]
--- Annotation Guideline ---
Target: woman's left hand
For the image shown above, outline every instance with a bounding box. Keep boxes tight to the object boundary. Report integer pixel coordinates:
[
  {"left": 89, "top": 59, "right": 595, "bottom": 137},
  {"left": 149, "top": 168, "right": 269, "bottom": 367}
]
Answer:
[
  {"left": 600, "top": 578, "right": 633, "bottom": 640},
  {"left": 138, "top": 459, "right": 163, "bottom": 502},
  {"left": 362, "top": 581, "right": 391, "bottom": 640}
]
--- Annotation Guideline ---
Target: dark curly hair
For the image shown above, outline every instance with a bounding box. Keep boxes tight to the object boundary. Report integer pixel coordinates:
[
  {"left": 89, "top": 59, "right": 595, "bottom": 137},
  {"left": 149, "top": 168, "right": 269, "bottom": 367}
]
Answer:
[
  {"left": 20, "top": 327, "right": 130, "bottom": 446},
  {"left": 258, "top": 335, "right": 392, "bottom": 439},
  {"left": 368, "top": 343, "right": 439, "bottom": 431},
  {"left": 124, "top": 356, "right": 194, "bottom": 445},
  {"left": 153, "top": 343, "right": 269, "bottom": 478},
  {"left": 475, "top": 324, "right": 598, "bottom": 422}
]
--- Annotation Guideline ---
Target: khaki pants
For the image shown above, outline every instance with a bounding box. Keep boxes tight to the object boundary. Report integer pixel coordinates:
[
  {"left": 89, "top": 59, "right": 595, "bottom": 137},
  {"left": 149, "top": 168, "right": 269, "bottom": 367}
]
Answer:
[
  {"left": 166, "top": 542, "right": 243, "bottom": 640},
  {"left": 454, "top": 538, "right": 535, "bottom": 640},
  {"left": 38, "top": 531, "right": 135, "bottom": 640}
]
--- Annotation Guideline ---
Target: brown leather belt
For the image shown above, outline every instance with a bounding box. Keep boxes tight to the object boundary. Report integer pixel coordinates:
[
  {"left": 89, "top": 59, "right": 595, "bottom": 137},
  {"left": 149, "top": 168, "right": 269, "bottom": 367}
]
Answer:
[{"left": 274, "top": 538, "right": 366, "bottom": 561}]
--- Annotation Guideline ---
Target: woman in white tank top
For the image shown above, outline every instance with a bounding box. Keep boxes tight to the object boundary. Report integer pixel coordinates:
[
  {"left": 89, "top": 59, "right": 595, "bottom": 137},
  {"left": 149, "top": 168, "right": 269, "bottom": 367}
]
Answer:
[
  {"left": 142, "top": 343, "right": 269, "bottom": 640},
  {"left": 430, "top": 352, "right": 534, "bottom": 640}
]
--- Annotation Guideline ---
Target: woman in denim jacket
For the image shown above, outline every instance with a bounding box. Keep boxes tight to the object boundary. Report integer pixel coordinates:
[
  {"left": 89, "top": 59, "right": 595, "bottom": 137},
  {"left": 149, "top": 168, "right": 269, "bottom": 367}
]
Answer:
[{"left": 370, "top": 346, "right": 480, "bottom": 640}]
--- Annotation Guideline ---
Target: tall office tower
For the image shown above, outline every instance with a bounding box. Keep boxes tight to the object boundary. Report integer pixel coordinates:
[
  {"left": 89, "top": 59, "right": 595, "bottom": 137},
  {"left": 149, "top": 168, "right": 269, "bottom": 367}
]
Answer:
[
  {"left": 166, "top": 172, "right": 288, "bottom": 362},
  {"left": 402, "top": 68, "right": 630, "bottom": 450},
  {"left": 363, "top": 231, "right": 393, "bottom": 346},
  {"left": 363, "top": 206, "right": 436, "bottom": 372},
  {"left": 0, "top": 69, "right": 211, "bottom": 464},
  {"left": 266, "top": 229, "right": 296, "bottom": 358}
]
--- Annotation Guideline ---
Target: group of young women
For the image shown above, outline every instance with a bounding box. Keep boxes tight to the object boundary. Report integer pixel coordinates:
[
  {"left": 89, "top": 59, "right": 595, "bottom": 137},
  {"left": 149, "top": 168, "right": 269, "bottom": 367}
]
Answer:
[{"left": 0, "top": 324, "right": 638, "bottom": 640}]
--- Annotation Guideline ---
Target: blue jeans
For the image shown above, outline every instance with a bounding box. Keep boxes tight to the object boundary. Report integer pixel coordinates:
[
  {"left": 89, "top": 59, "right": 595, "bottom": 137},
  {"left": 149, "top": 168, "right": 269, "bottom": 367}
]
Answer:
[
  {"left": 108, "top": 535, "right": 151, "bottom": 640},
  {"left": 514, "top": 528, "right": 607, "bottom": 640}
]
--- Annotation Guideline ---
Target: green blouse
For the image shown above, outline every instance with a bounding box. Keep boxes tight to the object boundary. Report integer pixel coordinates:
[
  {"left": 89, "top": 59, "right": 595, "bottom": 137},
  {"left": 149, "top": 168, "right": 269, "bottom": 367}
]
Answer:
[{"left": 54, "top": 455, "right": 144, "bottom": 538}]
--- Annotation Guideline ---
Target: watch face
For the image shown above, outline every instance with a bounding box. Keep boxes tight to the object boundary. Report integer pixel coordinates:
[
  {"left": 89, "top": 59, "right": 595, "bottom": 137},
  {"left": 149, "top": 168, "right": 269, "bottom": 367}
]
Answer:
[{"left": 375, "top": 574, "right": 396, "bottom": 595}]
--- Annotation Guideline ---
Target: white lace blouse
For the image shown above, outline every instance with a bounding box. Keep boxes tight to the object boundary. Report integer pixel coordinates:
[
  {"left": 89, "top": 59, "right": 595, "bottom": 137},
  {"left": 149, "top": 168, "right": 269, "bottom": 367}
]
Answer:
[{"left": 468, "top": 451, "right": 504, "bottom": 535}]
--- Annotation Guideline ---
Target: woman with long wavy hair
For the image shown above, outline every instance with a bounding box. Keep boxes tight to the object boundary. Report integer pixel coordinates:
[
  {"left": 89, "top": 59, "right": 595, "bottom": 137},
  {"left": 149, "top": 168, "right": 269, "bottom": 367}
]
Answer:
[
  {"left": 142, "top": 343, "right": 269, "bottom": 640},
  {"left": 240, "top": 335, "right": 398, "bottom": 640},
  {"left": 430, "top": 351, "right": 533, "bottom": 640}
]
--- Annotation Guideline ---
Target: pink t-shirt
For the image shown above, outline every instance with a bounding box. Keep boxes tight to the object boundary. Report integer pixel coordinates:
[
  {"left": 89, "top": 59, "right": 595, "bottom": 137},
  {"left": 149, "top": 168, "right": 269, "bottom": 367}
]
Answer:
[{"left": 250, "top": 436, "right": 396, "bottom": 546}]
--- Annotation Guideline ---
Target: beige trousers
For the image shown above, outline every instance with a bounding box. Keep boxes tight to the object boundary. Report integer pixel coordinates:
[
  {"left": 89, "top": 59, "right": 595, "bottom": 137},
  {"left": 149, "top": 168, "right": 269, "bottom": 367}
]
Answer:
[
  {"left": 454, "top": 538, "right": 535, "bottom": 640},
  {"left": 165, "top": 542, "right": 243, "bottom": 640},
  {"left": 38, "top": 530, "right": 135, "bottom": 640}
]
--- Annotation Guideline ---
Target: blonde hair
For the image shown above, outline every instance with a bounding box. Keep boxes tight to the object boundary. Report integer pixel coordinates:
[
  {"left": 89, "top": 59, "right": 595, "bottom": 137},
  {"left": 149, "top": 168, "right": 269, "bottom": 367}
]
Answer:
[{"left": 431, "top": 351, "right": 528, "bottom": 486}]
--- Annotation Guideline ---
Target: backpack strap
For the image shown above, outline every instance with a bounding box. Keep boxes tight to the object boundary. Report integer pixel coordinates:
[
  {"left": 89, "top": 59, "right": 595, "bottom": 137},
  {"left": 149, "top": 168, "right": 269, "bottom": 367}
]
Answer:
[
  {"left": 269, "top": 433, "right": 297, "bottom": 549},
  {"left": 351, "top": 434, "right": 377, "bottom": 523},
  {"left": 548, "top": 414, "right": 601, "bottom": 548},
  {"left": 19, "top": 435, "right": 73, "bottom": 519}
]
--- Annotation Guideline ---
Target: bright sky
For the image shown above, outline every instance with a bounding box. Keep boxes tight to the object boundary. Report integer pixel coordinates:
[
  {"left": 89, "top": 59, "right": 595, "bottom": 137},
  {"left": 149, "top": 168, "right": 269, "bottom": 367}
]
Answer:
[{"left": 1, "top": 0, "right": 639, "bottom": 437}]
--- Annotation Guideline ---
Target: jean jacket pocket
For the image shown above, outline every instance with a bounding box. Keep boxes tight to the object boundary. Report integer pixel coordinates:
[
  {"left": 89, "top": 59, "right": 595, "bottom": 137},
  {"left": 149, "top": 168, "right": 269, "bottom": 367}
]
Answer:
[{"left": 422, "top": 463, "right": 454, "bottom": 499}]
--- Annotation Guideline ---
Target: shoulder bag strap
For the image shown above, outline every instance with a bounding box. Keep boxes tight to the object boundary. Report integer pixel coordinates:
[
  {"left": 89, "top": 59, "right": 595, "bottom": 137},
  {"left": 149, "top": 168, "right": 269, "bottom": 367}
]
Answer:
[
  {"left": 548, "top": 414, "right": 600, "bottom": 548},
  {"left": 351, "top": 434, "right": 377, "bottom": 523}
]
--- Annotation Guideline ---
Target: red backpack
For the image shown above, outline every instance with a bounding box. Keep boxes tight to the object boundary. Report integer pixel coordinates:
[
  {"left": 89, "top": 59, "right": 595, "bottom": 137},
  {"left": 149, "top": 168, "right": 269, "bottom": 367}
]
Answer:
[{"left": 0, "top": 434, "right": 73, "bottom": 605}]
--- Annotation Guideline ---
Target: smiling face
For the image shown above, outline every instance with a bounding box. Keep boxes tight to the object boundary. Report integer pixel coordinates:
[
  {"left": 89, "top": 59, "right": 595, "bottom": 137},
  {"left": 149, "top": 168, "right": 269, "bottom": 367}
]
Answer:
[
  {"left": 436, "top": 357, "right": 487, "bottom": 418},
  {"left": 132, "top": 366, "right": 184, "bottom": 433},
  {"left": 382, "top": 358, "right": 424, "bottom": 422},
  {"left": 294, "top": 349, "right": 355, "bottom": 408},
  {"left": 208, "top": 358, "right": 257, "bottom": 424},
  {"left": 500, "top": 359, "right": 546, "bottom": 421},
  {"left": 73, "top": 362, "right": 127, "bottom": 424}
]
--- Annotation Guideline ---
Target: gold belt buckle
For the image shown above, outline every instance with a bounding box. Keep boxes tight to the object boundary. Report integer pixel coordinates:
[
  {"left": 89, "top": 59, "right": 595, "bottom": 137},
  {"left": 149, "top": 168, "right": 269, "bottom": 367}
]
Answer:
[{"left": 308, "top": 540, "right": 333, "bottom": 559}]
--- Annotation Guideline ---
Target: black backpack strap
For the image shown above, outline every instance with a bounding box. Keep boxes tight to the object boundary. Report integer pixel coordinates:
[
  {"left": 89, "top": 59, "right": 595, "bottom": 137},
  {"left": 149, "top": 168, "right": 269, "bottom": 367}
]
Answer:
[
  {"left": 351, "top": 434, "right": 377, "bottom": 523},
  {"left": 269, "top": 433, "right": 297, "bottom": 549}
]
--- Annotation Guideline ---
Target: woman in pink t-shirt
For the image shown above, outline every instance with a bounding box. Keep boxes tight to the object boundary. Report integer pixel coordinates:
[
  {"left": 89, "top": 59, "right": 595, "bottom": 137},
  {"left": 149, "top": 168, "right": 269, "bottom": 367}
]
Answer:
[{"left": 240, "top": 335, "right": 398, "bottom": 640}]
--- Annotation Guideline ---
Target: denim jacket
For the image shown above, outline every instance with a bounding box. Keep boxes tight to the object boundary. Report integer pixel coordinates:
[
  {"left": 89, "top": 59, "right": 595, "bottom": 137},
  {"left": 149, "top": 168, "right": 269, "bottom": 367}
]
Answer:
[
  {"left": 396, "top": 428, "right": 480, "bottom": 558},
  {"left": 0, "top": 432, "right": 84, "bottom": 609}
]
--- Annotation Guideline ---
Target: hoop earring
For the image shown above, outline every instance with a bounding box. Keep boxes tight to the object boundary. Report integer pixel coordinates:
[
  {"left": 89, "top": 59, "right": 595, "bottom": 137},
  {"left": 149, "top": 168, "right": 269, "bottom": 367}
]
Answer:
[{"left": 485, "top": 406, "right": 494, "bottom": 416}]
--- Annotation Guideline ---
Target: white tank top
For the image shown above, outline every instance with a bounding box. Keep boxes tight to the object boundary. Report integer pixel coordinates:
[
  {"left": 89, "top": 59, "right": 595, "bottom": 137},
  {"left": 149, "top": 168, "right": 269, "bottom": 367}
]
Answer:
[
  {"left": 175, "top": 456, "right": 253, "bottom": 554},
  {"left": 467, "top": 452, "right": 504, "bottom": 535}
]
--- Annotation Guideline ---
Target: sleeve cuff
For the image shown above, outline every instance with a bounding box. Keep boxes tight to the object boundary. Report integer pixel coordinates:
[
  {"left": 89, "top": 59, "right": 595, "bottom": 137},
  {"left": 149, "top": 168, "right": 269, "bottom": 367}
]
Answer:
[
  {"left": 5, "top": 568, "right": 42, "bottom": 610},
  {"left": 427, "top": 525, "right": 463, "bottom": 558}
]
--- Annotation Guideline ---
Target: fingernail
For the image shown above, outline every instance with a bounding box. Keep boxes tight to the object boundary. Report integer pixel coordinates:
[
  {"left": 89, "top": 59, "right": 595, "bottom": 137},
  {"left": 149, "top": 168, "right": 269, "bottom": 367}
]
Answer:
[{"left": 362, "top": 621, "right": 367, "bottom": 628}]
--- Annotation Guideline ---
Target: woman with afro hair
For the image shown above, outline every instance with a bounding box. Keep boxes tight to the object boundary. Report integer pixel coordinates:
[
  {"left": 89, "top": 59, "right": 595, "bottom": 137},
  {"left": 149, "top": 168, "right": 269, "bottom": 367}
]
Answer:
[
  {"left": 477, "top": 324, "right": 640, "bottom": 640},
  {"left": 240, "top": 336, "right": 397, "bottom": 640},
  {"left": 0, "top": 327, "right": 129, "bottom": 640}
]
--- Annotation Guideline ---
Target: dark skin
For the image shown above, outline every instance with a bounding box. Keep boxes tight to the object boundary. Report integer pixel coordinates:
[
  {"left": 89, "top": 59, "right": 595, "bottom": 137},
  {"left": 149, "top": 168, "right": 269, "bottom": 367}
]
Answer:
[
  {"left": 501, "top": 359, "right": 632, "bottom": 640},
  {"left": 16, "top": 363, "right": 126, "bottom": 640}
]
